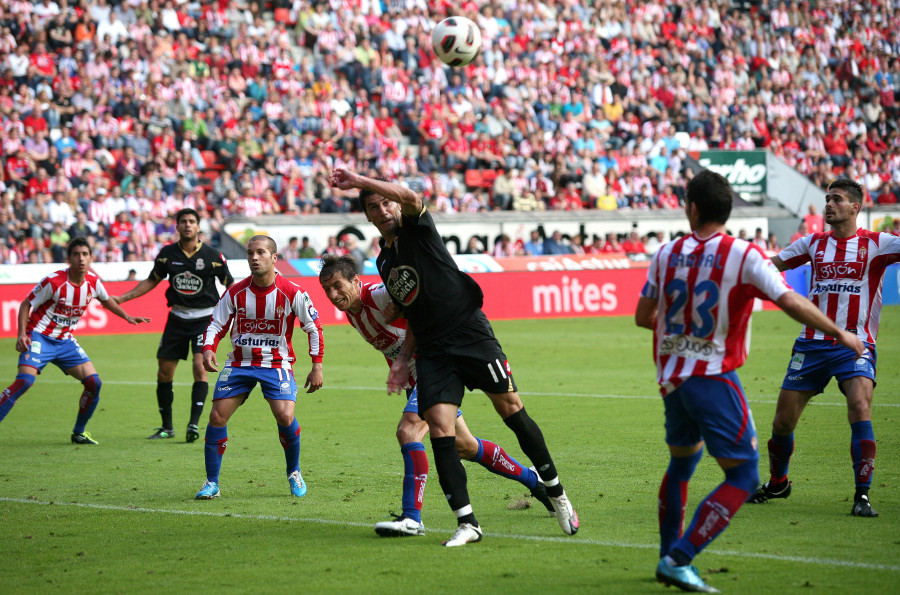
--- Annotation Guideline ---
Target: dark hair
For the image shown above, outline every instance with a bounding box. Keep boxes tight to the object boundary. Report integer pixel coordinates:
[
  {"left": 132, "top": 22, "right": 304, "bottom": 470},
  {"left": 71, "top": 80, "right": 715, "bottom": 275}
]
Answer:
[
  {"left": 358, "top": 175, "right": 391, "bottom": 211},
  {"left": 175, "top": 207, "right": 201, "bottom": 224},
  {"left": 67, "top": 237, "right": 92, "bottom": 257},
  {"left": 685, "top": 169, "right": 733, "bottom": 225},
  {"left": 319, "top": 254, "right": 359, "bottom": 284},
  {"left": 248, "top": 235, "right": 277, "bottom": 254},
  {"left": 827, "top": 178, "right": 864, "bottom": 204}
]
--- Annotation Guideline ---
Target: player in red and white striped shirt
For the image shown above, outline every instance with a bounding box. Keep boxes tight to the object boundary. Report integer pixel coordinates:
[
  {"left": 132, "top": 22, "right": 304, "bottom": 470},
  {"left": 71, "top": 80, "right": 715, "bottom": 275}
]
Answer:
[
  {"left": 318, "top": 255, "right": 554, "bottom": 537},
  {"left": 751, "top": 179, "right": 900, "bottom": 517},
  {"left": 636, "top": 170, "right": 862, "bottom": 592},
  {"left": 0, "top": 238, "right": 150, "bottom": 443},
  {"left": 195, "top": 236, "right": 324, "bottom": 501}
]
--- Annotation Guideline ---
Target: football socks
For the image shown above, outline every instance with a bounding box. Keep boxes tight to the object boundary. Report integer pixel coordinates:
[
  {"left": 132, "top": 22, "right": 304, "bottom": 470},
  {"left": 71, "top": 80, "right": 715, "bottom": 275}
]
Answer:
[
  {"left": 73, "top": 374, "right": 101, "bottom": 435},
  {"left": 204, "top": 424, "right": 228, "bottom": 483},
  {"left": 502, "top": 408, "right": 562, "bottom": 497},
  {"left": 0, "top": 373, "right": 35, "bottom": 422},
  {"left": 658, "top": 449, "right": 703, "bottom": 558},
  {"left": 470, "top": 437, "right": 537, "bottom": 490},
  {"left": 767, "top": 431, "right": 794, "bottom": 484},
  {"left": 157, "top": 381, "right": 174, "bottom": 431},
  {"left": 670, "top": 459, "right": 758, "bottom": 562},
  {"left": 400, "top": 442, "right": 428, "bottom": 522},
  {"left": 430, "top": 435, "right": 476, "bottom": 526},
  {"left": 850, "top": 420, "right": 876, "bottom": 496},
  {"left": 277, "top": 418, "right": 302, "bottom": 475},
  {"left": 189, "top": 381, "right": 209, "bottom": 427}
]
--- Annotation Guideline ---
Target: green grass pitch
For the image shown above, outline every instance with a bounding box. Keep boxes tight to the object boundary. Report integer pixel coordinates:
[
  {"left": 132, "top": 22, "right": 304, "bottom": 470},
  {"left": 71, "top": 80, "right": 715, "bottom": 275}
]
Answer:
[{"left": 1, "top": 309, "right": 898, "bottom": 593}]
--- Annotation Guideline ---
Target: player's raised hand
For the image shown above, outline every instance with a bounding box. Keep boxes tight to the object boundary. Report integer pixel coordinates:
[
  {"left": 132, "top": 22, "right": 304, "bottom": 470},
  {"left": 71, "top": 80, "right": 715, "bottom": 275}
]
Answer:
[
  {"left": 15, "top": 333, "right": 31, "bottom": 353},
  {"left": 329, "top": 168, "right": 359, "bottom": 190},
  {"left": 203, "top": 350, "right": 219, "bottom": 373},
  {"left": 836, "top": 329, "right": 865, "bottom": 357},
  {"left": 304, "top": 362, "right": 323, "bottom": 393}
]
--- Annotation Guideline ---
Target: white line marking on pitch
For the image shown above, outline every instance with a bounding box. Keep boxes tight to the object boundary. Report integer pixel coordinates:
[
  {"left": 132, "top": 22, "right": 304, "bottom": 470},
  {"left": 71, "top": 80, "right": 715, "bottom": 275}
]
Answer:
[
  {"left": 37, "top": 380, "right": 900, "bottom": 407},
  {"left": 1, "top": 497, "right": 897, "bottom": 572}
]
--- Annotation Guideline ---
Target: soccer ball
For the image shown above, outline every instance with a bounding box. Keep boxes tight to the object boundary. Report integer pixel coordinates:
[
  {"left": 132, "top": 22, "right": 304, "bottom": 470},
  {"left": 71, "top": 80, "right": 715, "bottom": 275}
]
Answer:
[{"left": 431, "top": 17, "right": 482, "bottom": 67}]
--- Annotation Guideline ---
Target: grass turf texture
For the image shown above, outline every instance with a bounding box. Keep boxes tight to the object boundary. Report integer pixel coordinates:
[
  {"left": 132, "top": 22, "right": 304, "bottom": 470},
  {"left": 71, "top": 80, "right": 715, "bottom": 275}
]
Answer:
[{"left": 1, "top": 309, "right": 898, "bottom": 594}]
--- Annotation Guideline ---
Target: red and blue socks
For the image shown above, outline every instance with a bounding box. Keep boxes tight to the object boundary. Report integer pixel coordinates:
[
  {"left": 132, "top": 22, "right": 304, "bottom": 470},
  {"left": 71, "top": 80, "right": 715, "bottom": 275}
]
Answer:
[
  {"left": 767, "top": 431, "right": 794, "bottom": 484},
  {"left": 204, "top": 425, "right": 228, "bottom": 483},
  {"left": 431, "top": 435, "right": 477, "bottom": 526},
  {"left": 850, "top": 420, "right": 875, "bottom": 500},
  {"left": 469, "top": 437, "right": 538, "bottom": 490},
  {"left": 277, "top": 418, "right": 301, "bottom": 475},
  {"left": 73, "top": 374, "right": 101, "bottom": 434},
  {"left": 0, "top": 373, "right": 35, "bottom": 423},
  {"left": 400, "top": 442, "right": 428, "bottom": 522},
  {"left": 658, "top": 449, "right": 703, "bottom": 558},
  {"left": 667, "top": 458, "right": 758, "bottom": 564}
]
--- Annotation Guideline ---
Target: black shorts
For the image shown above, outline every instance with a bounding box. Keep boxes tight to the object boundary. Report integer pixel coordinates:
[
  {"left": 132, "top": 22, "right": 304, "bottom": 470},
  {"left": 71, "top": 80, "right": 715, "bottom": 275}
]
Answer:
[
  {"left": 415, "top": 310, "right": 518, "bottom": 417},
  {"left": 157, "top": 313, "right": 209, "bottom": 361}
]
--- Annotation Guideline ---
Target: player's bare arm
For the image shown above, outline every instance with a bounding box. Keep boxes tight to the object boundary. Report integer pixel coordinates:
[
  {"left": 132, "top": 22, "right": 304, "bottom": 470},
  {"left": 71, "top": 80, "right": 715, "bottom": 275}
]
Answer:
[
  {"left": 304, "top": 362, "right": 323, "bottom": 393},
  {"left": 202, "top": 349, "right": 218, "bottom": 373},
  {"left": 635, "top": 296, "right": 658, "bottom": 330},
  {"left": 100, "top": 297, "right": 151, "bottom": 325},
  {"left": 387, "top": 328, "right": 417, "bottom": 395},
  {"left": 770, "top": 255, "right": 789, "bottom": 272},
  {"left": 15, "top": 300, "right": 32, "bottom": 353},
  {"left": 330, "top": 168, "right": 422, "bottom": 216},
  {"left": 113, "top": 277, "right": 162, "bottom": 304},
  {"left": 775, "top": 291, "right": 865, "bottom": 356}
]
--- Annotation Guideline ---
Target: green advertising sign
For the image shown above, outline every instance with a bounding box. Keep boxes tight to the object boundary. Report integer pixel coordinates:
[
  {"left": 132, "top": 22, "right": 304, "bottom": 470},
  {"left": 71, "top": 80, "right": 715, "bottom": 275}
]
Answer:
[{"left": 697, "top": 150, "right": 767, "bottom": 198}]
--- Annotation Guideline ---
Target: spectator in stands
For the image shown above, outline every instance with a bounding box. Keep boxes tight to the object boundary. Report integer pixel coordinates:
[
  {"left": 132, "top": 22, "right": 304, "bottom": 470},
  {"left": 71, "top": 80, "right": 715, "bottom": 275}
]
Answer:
[
  {"left": 622, "top": 232, "right": 647, "bottom": 258},
  {"left": 492, "top": 234, "right": 517, "bottom": 258},
  {"left": 791, "top": 220, "right": 809, "bottom": 244},
  {"left": 804, "top": 204, "right": 824, "bottom": 235},
  {"left": 544, "top": 230, "right": 572, "bottom": 256},
  {"left": 523, "top": 230, "right": 544, "bottom": 256}
]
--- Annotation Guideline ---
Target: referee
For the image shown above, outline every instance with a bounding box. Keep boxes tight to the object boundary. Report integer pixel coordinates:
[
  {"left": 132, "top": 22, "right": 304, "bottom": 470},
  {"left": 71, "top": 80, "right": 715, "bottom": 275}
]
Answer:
[{"left": 114, "top": 208, "right": 233, "bottom": 442}]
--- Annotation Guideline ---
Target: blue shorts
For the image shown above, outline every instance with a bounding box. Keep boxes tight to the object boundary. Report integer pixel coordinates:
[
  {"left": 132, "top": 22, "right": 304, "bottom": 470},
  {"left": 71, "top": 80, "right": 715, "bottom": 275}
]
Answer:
[
  {"left": 18, "top": 332, "right": 91, "bottom": 374},
  {"left": 663, "top": 371, "right": 759, "bottom": 461},
  {"left": 212, "top": 366, "right": 297, "bottom": 401},
  {"left": 781, "top": 338, "right": 877, "bottom": 394},
  {"left": 403, "top": 386, "right": 462, "bottom": 417}
]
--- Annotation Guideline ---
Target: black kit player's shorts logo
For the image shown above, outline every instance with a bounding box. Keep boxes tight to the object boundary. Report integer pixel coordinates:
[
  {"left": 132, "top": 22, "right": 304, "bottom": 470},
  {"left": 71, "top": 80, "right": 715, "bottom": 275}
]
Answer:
[
  {"left": 387, "top": 266, "right": 420, "bottom": 306},
  {"left": 173, "top": 271, "right": 203, "bottom": 295}
]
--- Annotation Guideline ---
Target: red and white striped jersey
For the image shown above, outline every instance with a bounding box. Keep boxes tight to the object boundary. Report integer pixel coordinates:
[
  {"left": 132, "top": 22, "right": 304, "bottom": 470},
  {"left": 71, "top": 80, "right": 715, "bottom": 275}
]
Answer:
[
  {"left": 643, "top": 232, "right": 790, "bottom": 396},
  {"left": 345, "top": 281, "right": 416, "bottom": 388},
  {"left": 204, "top": 274, "right": 324, "bottom": 370},
  {"left": 26, "top": 269, "right": 109, "bottom": 340},
  {"left": 778, "top": 229, "right": 900, "bottom": 344}
]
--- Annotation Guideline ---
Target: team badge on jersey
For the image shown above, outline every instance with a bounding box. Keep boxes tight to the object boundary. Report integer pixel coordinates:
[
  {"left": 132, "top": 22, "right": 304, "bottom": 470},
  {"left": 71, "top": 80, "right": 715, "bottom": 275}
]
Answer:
[
  {"left": 304, "top": 295, "right": 319, "bottom": 321},
  {"left": 196, "top": 258, "right": 205, "bottom": 270},
  {"left": 387, "top": 266, "right": 420, "bottom": 306},
  {"left": 275, "top": 305, "right": 284, "bottom": 318}
]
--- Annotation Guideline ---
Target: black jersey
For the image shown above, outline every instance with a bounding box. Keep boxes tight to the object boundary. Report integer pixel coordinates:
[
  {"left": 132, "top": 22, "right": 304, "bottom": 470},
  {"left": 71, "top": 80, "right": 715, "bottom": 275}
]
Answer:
[
  {"left": 376, "top": 207, "right": 483, "bottom": 349},
  {"left": 150, "top": 242, "right": 234, "bottom": 316}
]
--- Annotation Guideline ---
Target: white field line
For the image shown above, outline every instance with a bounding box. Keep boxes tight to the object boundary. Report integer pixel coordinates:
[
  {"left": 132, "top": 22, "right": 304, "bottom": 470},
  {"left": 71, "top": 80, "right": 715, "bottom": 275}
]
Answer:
[
  {"left": 37, "top": 379, "right": 900, "bottom": 407},
  {"left": 1, "top": 497, "right": 897, "bottom": 572}
]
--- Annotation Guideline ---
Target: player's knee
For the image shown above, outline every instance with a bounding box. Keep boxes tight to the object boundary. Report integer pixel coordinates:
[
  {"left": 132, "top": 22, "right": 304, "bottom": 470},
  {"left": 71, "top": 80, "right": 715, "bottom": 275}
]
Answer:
[
  {"left": 82, "top": 374, "right": 101, "bottom": 395},
  {"left": 724, "top": 459, "right": 759, "bottom": 494},
  {"left": 771, "top": 413, "right": 797, "bottom": 435}
]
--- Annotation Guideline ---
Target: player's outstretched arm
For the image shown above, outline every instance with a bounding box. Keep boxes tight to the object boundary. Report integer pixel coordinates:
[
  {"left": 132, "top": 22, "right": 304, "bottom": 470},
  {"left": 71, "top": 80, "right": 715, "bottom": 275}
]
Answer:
[
  {"left": 112, "top": 278, "right": 161, "bottom": 304},
  {"left": 100, "top": 297, "right": 151, "bottom": 325},
  {"left": 330, "top": 167, "right": 422, "bottom": 216},
  {"left": 15, "top": 300, "right": 32, "bottom": 353},
  {"left": 775, "top": 291, "right": 865, "bottom": 356},
  {"left": 304, "top": 362, "right": 323, "bottom": 393}
]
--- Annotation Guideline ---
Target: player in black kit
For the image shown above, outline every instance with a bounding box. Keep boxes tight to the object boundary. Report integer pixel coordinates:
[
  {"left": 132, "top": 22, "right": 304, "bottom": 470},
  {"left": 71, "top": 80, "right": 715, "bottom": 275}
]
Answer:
[
  {"left": 114, "top": 208, "right": 233, "bottom": 442},
  {"left": 329, "top": 168, "right": 579, "bottom": 547}
]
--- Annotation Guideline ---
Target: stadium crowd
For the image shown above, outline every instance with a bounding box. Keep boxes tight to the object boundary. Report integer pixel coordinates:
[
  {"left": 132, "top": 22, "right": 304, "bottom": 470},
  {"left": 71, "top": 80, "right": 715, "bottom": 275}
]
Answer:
[{"left": 1, "top": 0, "right": 899, "bottom": 264}]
